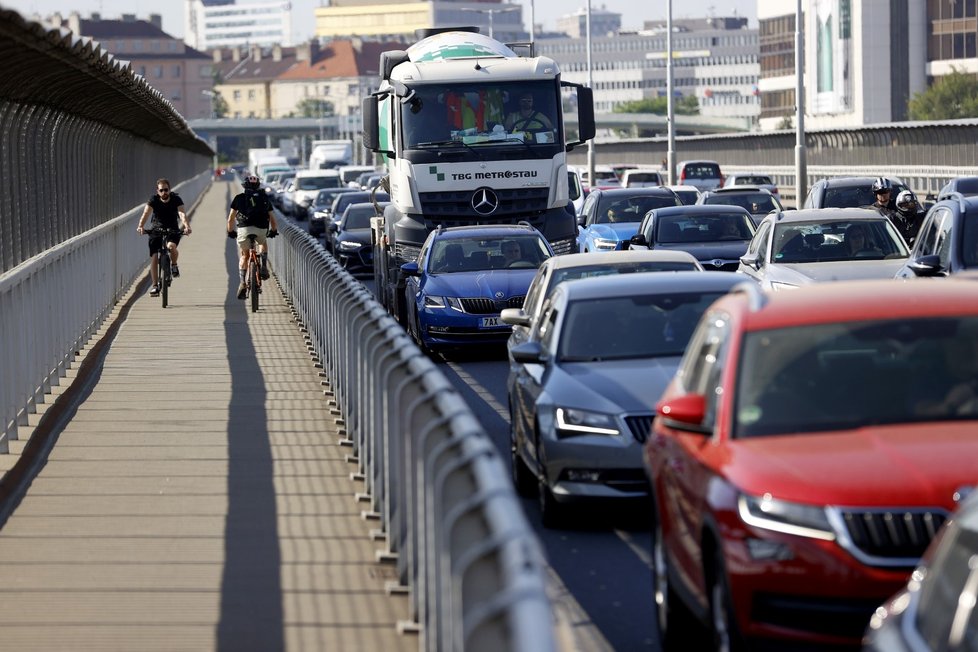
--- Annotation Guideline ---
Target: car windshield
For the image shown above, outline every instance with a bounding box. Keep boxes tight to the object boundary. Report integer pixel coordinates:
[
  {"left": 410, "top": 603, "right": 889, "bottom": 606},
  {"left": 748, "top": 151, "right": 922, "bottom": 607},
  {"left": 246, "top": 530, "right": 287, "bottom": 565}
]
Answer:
[
  {"left": 656, "top": 212, "right": 753, "bottom": 243},
  {"left": 550, "top": 262, "right": 700, "bottom": 289},
  {"left": 954, "top": 178, "right": 978, "bottom": 195},
  {"left": 733, "top": 176, "right": 772, "bottom": 186},
  {"left": 705, "top": 192, "right": 780, "bottom": 214},
  {"left": 343, "top": 205, "right": 387, "bottom": 229},
  {"left": 558, "top": 292, "right": 725, "bottom": 362},
  {"left": 428, "top": 235, "right": 551, "bottom": 273},
  {"left": 297, "top": 176, "right": 340, "bottom": 191},
  {"left": 735, "top": 317, "right": 978, "bottom": 438},
  {"left": 674, "top": 190, "right": 699, "bottom": 205},
  {"left": 772, "top": 219, "right": 909, "bottom": 263},
  {"left": 598, "top": 195, "right": 680, "bottom": 224},
  {"left": 314, "top": 189, "right": 354, "bottom": 207},
  {"left": 822, "top": 183, "right": 908, "bottom": 208}
]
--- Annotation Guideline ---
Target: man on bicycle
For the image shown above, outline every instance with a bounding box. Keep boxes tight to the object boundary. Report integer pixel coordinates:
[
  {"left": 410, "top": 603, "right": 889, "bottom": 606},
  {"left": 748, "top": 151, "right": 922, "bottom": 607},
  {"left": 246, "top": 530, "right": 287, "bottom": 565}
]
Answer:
[
  {"left": 227, "top": 174, "right": 278, "bottom": 299},
  {"left": 137, "top": 178, "right": 191, "bottom": 296}
]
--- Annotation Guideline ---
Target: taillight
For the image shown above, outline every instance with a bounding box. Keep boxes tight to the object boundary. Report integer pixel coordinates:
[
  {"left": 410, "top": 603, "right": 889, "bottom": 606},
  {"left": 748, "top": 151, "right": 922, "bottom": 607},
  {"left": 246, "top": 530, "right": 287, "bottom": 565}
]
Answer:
[
  {"left": 771, "top": 186, "right": 779, "bottom": 195},
  {"left": 680, "top": 169, "right": 686, "bottom": 182}
]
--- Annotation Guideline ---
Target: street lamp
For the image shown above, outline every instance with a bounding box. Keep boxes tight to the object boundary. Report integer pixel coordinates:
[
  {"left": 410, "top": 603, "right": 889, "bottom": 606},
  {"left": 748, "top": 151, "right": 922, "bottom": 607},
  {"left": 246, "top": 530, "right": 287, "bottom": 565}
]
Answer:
[{"left": 460, "top": 5, "right": 519, "bottom": 40}]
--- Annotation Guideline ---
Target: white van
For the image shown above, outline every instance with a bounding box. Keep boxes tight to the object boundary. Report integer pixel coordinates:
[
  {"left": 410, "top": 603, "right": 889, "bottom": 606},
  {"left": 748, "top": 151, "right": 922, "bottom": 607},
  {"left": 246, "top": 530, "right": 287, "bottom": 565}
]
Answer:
[
  {"left": 338, "top": 165, "right": 379, "bottom": 188},
  {"left": 289, "top": 170, "right": 341, "bottom": 219},
  {"left": 621, "top": 168, "right": 664, "bottom": 188}
]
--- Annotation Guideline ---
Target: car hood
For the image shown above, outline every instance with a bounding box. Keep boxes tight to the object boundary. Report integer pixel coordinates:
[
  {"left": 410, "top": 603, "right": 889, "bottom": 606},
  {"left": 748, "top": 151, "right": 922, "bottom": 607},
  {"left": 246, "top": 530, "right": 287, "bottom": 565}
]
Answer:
[
  {"left": 657, "top": 241, "right": 749, "bottom": 260},
  {"left": 423, "top": 269, "right": 538, "bottom": 298},
  {"left": 722, "top": 423, "right": 978, "bottom": 508},
  {"left": 589, "top": 223, "right": 642, "bottom": 242},
  {"left": 771, "top": 259, "right": 907, "bottom": 285},
  {"left": 552, "top": 357, "right": 682, "bottom": 413}
]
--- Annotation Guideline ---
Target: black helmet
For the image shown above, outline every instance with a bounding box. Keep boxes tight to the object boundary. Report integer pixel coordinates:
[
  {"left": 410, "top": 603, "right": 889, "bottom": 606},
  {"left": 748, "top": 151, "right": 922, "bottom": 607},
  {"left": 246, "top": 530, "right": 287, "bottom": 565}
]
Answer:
[
  {"left": 243, "top": 174, "right": 261, "bottom": 190},
  {"left": 872, "top": 177, "right": 892, "bottom": 194},
  {"left": 896, "top": 189, "right": 918, "bottom": 211}
]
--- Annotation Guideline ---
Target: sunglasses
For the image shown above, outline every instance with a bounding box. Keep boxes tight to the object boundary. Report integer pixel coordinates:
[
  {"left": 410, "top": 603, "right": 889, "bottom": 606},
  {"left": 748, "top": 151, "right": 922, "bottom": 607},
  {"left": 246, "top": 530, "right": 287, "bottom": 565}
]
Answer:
[{"left": 158, "top": 188, "right": 170, "bottom": 194}]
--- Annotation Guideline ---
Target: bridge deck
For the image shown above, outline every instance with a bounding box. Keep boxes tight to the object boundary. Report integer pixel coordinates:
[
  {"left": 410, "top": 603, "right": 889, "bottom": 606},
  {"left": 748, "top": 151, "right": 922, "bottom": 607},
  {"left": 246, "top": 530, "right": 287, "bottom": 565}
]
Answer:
[{"left": 0, "top": 182, "right": 414, "bottom": 651}]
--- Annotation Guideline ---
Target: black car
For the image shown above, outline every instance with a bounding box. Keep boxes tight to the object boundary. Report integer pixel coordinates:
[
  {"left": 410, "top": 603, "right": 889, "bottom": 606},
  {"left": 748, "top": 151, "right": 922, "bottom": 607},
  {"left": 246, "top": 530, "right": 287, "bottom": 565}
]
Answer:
[
  {"left": 309, "top": 187, "right": 358, "bottom": 239},
  {"left": 803, "top": 176, "right": 909, "bottom": 209},
  {"left": 627, "top": 204, "right": 756, "bottom": 271},
  {"left": 696, "top": 186, "right": 784, "bottom": 226},
  {"left": 895, "top": 193, "right": 978, "bottom": 278},
  {"left": 937, "top": 175, "right": 978, "bottom": 201},
  {"left": 329, "top": 202, "right": 390, "bottom": 275}
]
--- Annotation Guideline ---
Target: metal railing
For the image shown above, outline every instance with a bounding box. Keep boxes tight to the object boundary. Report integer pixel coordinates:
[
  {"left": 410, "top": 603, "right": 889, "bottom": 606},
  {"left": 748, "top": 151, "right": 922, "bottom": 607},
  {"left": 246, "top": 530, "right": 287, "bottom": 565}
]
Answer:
[
  {"left": 0, "top": 8, "right": 212, "bottom": 451},
  {"left": 269, "top": 223, "right": 555, "bottom": 652}
]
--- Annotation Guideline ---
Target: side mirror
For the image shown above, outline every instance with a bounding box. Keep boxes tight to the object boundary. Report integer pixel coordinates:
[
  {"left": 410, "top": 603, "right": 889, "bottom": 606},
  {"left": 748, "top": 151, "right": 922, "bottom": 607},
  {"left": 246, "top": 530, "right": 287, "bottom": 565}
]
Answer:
[
  {"left": 630, "top": 233, "right": 648, "bottom": 248},
  {"left": 510, "top": 341, "right": 547, "bottom": 364},
  {"left": 656, "top": 394, "right": 709, "bottom": 434},
  {"left": 908, "top": 254, "right": 944, "bottom": 277},
  {"left": 501, "top": 308, "right": 531, "bottom": 327},
  {"left": 739, "top": 253, "right": 760, "bottom": 270},
  {"left": 328, "top": 223, "right": 338, "bottom": 232},
  {"left": 576, "top": 214, "right": 586, "bottom": 227},
  {"left": 400, "top": 261, "right": 420, "bottom": 276}
]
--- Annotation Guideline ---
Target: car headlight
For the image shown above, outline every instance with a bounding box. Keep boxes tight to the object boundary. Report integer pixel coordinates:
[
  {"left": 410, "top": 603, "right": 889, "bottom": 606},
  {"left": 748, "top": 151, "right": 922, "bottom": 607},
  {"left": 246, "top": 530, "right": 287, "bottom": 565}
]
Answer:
[
  {"left": 738, "top": 493, "right": 835, "bottom": 541},
  {"left": 554, "top": 407, "right": 620, "bottom": 437},
  {"left": 423, "top": 295, "right": 463, "bottom": 311},
  {"left": 592, "top": 237, "right": 619, "bottom": 251},
  {"left": 769, "top": 281, "right": 799, "bottom": 291},
  {"left": 338, "top": 240, "right": 361, "bottom": 251}
]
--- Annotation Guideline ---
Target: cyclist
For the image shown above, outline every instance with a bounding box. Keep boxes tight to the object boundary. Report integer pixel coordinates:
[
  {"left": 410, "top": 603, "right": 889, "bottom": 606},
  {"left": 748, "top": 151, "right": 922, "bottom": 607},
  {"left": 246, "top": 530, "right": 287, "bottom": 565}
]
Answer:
[
  {"left": 227, "top": 174, "right": 278, "bottom": 300},
  {"left": 136, "top": 178, "right": 191, "bottom": 296}
]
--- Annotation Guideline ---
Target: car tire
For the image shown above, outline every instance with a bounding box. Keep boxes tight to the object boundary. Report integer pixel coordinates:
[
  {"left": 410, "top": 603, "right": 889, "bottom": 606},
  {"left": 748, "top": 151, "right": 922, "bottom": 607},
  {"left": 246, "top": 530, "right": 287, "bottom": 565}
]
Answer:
[
  {"left": 707, "top": 541, "right": 744, "bottom": 652},
  {"left": 651, "top": 493, "right": 705, "bottom": 651},
  {"left": 509, "top": 403, "right": 535, "bottom": 498}
]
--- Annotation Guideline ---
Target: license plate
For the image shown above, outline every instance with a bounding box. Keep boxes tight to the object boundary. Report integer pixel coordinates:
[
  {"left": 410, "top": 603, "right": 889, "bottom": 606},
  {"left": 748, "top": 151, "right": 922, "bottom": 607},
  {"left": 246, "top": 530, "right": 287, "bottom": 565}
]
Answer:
[{"left": 481, "top": 316, "right": 501, "bottom": 327}]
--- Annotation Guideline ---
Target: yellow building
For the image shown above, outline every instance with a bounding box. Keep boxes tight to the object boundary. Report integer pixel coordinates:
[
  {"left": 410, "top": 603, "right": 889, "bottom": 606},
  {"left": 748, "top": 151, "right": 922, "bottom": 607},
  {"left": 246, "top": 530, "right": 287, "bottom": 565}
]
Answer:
[{"left": 212, "top": 44, "right": 301, "bottom": 118}]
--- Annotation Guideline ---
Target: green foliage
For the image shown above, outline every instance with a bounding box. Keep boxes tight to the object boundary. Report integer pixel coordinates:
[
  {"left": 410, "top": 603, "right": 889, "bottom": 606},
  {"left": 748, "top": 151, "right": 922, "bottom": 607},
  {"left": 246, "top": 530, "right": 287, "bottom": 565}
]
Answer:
[
  {"left": 908, "top": 69, "right": 978, "bottom": 120},
  {"left": 296, "top": 98, "right": 335, "bottom": 118},
  {"left": 212, "top": 91, "right": 230, "bottom": 119},
  {"left": 777, "top": 114, "right": 793, "bottom": 130},
  {"left": 613, "top": 95, "right": 700, "bottom": 115}
]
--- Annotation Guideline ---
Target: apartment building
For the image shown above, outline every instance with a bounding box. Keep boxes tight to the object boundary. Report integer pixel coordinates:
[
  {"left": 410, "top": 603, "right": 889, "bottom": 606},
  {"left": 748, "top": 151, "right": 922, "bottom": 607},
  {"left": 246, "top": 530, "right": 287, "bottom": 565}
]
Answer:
[{"left": 185, "top": 0, "right": 293, "bottom": 50}]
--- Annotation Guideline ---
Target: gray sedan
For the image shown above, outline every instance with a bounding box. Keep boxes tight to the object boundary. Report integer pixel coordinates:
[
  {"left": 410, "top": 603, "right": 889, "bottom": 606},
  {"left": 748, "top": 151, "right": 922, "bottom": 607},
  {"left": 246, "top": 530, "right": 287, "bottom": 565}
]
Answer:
[
  {"left": 505, "top": 272, "right": 744, "bottom": 527},
  {"left": 738, "top": 207, "right": 910, "bottom": 291}
]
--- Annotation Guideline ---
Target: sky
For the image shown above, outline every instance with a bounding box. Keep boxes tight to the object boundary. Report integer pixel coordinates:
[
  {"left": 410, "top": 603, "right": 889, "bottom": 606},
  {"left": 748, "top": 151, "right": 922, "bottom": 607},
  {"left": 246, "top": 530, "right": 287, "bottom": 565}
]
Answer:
[{"left": 0, "top": 0, "right": 757, "bottom": 43}]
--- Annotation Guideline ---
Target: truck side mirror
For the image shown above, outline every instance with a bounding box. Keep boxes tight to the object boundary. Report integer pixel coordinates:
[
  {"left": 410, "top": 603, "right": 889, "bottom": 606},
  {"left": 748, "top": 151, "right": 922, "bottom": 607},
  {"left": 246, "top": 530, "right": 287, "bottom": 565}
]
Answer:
[
  {"left": 361, "top": 96, "right": 394, "bottom": 158},
  {"left": 561, "top": 82, "right": 595, "bottom": 151}
]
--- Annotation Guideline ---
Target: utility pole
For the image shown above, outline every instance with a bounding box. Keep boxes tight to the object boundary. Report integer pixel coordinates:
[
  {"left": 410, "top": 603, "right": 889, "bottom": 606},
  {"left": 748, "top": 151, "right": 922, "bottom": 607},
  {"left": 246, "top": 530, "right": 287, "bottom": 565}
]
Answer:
[
  {"left": 795, "top": 0, "right": 807, "bottom": 208},
  {"left": 667, "top": 0, "right": 675, "bottom": 185}
]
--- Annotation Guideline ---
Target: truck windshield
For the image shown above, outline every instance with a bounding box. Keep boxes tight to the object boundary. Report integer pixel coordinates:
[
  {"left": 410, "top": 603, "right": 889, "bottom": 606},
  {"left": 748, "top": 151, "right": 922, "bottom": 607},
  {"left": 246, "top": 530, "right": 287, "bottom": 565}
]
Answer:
[{"left": 402, "top": 81, "right": 559, "bottom": 150}]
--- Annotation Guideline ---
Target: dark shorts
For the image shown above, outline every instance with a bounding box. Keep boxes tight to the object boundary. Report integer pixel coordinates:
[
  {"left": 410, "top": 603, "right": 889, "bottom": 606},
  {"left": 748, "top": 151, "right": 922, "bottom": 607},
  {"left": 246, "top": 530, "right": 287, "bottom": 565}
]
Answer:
[{"left": 148, "top": 233, "right": 182, "bottom": 255}]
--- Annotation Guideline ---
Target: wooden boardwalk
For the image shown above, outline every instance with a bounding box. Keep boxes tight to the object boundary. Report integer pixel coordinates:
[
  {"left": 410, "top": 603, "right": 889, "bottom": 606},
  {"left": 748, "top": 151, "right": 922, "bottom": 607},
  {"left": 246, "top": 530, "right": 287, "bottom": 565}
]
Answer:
[{"left": 0, "top": 182, "right": 415, "bottom": 651}]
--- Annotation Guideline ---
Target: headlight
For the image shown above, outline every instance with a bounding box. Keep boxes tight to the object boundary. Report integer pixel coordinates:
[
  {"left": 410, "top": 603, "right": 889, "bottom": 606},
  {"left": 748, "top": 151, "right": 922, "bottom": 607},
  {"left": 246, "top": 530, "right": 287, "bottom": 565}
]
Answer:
[
  {"left": 770, "top": 281, "right": 799, "bottom": 291},
  {"left": 338, "top": 240, "right": 361, "bottom": 251},
  {"left": 592, "top": 238, "right": 619, "bottom": 251},
  {"left": 423, "top": 295, "right": 463, "bottom": 311},
  {"left": 738, "top": 493, "right": 835, "bottom": 541},
  {"left": 312, "top": 212, "right": 326, "bottom": 221},
  {"left": 554, "top": 407, "right": 620, "bottom": 437}
]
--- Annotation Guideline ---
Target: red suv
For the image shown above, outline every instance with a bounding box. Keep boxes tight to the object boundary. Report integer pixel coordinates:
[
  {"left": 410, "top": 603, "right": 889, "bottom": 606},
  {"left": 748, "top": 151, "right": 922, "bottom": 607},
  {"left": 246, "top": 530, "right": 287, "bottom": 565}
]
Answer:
[{"left": 644, "top": 278, "right": 978, "bottom": 649}]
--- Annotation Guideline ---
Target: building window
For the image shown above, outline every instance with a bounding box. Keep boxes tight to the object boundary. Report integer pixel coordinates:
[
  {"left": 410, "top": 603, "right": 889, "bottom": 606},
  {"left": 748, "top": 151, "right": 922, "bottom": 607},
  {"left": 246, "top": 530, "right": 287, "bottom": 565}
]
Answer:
[
  {"left": 173, "top": 65, "right": 181, "bottom": 78},
  {"left": 154, "top": 66, "right": 164, "bottom": 78},
  {"left": 248, "top": 89, "right": 256, "bottom": 100},
  {"left": 200, "top": 65, "right": 213, "bottom": 78},
  {"left": 233, "top": 90, "right": 241, "bottom": 100}
]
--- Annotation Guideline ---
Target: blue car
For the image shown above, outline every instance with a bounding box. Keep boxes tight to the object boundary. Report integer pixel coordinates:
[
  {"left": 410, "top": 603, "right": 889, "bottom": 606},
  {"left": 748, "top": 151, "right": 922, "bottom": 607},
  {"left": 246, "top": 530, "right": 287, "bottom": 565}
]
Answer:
[
  {"left": 577, "top": 187, "right": 682, "bottom": 252},
  {"left": 401, "top": 224, "right": 554, "bottom": 353}
]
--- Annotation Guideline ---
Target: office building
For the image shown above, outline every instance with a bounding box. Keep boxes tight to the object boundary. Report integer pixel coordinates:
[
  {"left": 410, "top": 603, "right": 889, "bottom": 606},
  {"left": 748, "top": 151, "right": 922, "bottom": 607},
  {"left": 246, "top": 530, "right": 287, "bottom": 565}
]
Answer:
[{"left": 185, "top": 0, "right": 293, "bottom": 50}]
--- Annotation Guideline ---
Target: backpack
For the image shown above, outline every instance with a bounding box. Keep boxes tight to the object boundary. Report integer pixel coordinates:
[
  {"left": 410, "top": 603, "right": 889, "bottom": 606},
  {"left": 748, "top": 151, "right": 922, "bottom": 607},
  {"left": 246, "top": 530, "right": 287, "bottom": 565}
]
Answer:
[{"left": 236, "top": 190, "right": 271, "bottom": 228}]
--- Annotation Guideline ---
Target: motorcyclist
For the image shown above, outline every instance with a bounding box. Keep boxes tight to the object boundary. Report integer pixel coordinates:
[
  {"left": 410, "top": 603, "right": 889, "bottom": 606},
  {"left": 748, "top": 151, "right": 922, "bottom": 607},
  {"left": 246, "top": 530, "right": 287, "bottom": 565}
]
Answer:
[
  {"left": 871, "top": 177, "right": 898, "bottom": 216},
  {"left": 894, "top": 189, "right": 926, "bottom": 247}
]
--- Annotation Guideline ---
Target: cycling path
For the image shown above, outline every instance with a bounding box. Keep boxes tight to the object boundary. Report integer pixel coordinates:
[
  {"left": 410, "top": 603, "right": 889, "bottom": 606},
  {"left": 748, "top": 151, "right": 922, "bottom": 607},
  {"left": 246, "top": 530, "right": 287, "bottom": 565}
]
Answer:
[{"left": 0, "top": 181, "right": 414, "bottom": 651}]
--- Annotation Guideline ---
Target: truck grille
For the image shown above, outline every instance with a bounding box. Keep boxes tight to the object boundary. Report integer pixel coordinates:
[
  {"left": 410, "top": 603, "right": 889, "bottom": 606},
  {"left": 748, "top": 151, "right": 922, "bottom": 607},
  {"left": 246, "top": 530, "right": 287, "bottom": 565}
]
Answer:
[
  {"left": 419, "top": 187, "right": 551, "bottom": 219},
  {"left": 549, "top": 237, "right": 576, "bottom": 256},
  {"left": 837, "top": 508, "right": 947, "bottom": 565},
  {"left": 624, "top": 415, "right": 654, "bottom": 444},
  {"left": 460, "top": 296, "right": 525, "bottom": 314}
]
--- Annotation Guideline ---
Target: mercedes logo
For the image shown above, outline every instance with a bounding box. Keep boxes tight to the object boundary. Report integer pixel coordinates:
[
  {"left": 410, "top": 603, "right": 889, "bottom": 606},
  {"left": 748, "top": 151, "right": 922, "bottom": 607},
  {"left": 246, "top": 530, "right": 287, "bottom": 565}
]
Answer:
[
  {"left": 495, "top": 291, "right": 505, "bottom": 299},
  {"left": 711, "top": 259, "right": 724, "bottom": 268},
  {"left": 471, "top": 188, "right": 499, "bottom": 216}
]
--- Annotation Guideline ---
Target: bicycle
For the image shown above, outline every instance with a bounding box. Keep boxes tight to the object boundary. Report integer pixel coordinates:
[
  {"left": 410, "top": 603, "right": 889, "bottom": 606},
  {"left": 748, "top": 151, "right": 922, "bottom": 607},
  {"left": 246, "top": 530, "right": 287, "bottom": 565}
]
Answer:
[
  {"left": 144, "top": 226, "right": 185, "bottom": 308},
  {"left": 233, "top": 229, "right": 278, "bottom": 313}
]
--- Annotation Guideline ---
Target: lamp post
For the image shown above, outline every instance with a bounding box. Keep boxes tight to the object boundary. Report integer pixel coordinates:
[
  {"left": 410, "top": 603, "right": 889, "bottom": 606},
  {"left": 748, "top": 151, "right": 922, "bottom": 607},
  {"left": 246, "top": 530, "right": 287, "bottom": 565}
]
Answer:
[
  {"left": 586, "top": 0, "right": 594, "bottom": 187},
  {"left": 460, "top": 5, "right": 519, "bottom": 40},
  {"left": 795, "top": 0, "right": 807, "bottom": 208},
  {"left": 666, "top": 0, "right": 675, "bottom": 185}
]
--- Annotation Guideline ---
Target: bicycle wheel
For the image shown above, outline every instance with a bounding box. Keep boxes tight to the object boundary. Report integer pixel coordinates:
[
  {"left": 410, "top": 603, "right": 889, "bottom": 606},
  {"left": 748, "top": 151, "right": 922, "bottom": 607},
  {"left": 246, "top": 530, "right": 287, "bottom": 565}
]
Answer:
[
  {"left": 248, "top": 256, "right": 259, "bottom": 313},
  {"left": 160, "top": 252, "right": 170, "bottom": 308}
]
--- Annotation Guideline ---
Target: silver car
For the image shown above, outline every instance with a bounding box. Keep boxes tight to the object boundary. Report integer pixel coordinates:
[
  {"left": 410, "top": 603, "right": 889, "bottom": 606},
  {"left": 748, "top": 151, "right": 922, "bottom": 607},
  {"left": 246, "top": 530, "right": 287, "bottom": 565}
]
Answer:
[
  {"left": 505, "top": 272, "right": 743, "bottom": 527},
  {"left": 738, "top": 207, "right": 910, "bottom": 291},
  {"left": 501, "top": 249, "right": 704, "bottom": 354}
]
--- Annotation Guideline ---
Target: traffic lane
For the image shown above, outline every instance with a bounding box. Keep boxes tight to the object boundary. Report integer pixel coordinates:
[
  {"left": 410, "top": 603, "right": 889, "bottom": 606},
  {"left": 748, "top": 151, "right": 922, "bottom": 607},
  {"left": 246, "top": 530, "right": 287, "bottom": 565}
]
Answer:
[{"left": 438, "top": 351, "right": 660, "bottom": 652}]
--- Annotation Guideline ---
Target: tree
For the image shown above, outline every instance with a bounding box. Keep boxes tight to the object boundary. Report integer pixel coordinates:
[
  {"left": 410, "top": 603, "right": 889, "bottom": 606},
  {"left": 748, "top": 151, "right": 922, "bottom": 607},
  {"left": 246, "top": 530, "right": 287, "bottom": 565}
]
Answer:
[
  {"left": 613, "top": 95, "right": 700, "bottom": 116},
  {"left": 212, "top": 91, "right": 230, "bottom": 119},
  {"left": 777, "top": 114, "right": 793, "bottom": 130},
  {"left": 296, "top": 98, "right": 335, "bottom": 118},
  {"left": 908, "top": 69, "right": 978, "bottom": 120}
]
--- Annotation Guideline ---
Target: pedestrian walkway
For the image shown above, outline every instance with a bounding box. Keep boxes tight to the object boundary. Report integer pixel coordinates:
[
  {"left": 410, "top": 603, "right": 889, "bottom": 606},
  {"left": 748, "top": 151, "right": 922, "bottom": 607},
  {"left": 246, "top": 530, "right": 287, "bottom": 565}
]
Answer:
[{"left": 0, "top": 182, "right": 415, "bottom": 651}]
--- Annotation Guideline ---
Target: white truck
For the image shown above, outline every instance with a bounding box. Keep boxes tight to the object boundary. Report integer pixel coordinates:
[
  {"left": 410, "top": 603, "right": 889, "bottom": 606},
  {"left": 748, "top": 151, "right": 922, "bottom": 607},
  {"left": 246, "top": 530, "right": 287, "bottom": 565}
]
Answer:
[
  {"left": 362, "top": 27, "right": 595, "bottom": 322},
  {"left": 308, "top": 139, "right": 353, "bottom": 170}
]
